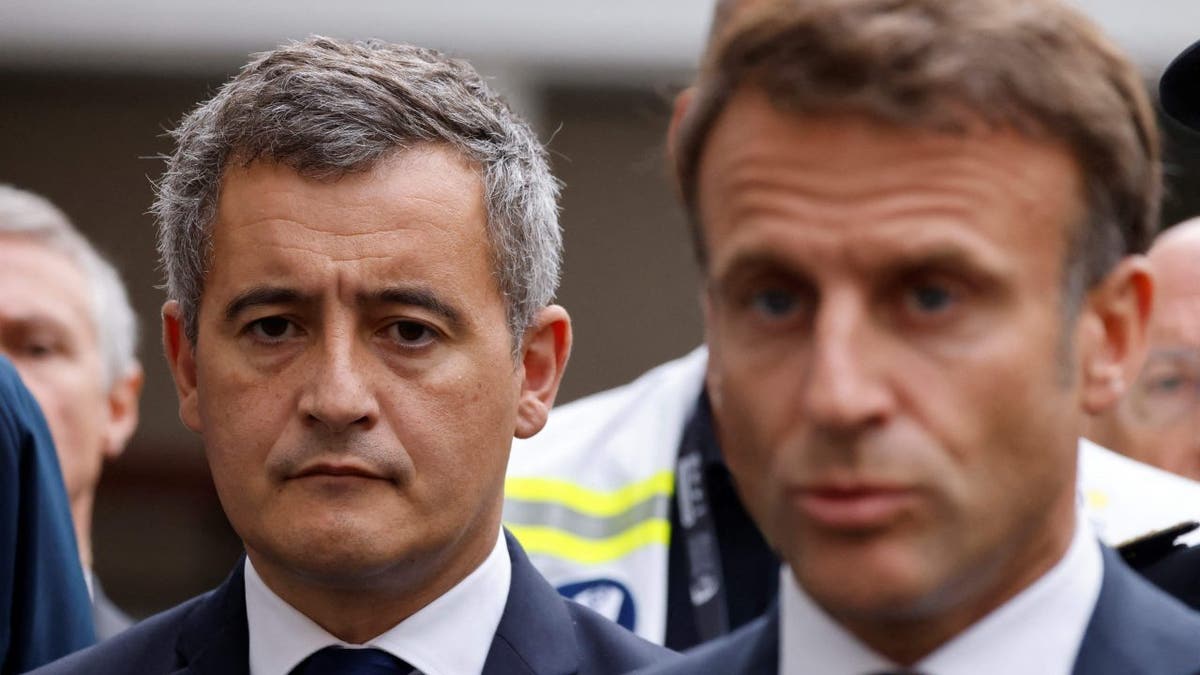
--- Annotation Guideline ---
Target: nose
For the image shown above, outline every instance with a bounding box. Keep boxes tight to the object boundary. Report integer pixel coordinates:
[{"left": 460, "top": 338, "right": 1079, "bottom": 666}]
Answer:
[
  {"left": 801, "top": 292, "right": 895, "bottom": 433},
  {"left": 298, "top": 329, "right": 379, "bottom": 433}
]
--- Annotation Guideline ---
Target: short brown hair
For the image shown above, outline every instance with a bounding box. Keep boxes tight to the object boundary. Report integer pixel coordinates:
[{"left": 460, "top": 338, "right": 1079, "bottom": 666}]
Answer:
[{"left": 678, "top": 0, "right": 1159, "bottom": 297}]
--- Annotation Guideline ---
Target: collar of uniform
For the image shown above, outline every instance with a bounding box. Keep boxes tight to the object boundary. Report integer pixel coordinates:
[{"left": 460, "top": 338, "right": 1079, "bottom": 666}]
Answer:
[
  {"left": 683, "top": 388, "right": 725, "bottom": 469},
  {"left": 245, "top": 528, "right": 511, "bottom": 675},
  {"left": 779, "top": 510, "right": 1103, "bottom": 674}
]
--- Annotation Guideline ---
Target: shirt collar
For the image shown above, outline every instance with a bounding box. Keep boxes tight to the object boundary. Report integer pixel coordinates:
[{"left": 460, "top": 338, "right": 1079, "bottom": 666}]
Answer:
[
  {"left": 780, "top": 511, "right": 1103, "bottom": 675},
  {"left": 245, "top": 529, "right": 511, "bottom": 675}
]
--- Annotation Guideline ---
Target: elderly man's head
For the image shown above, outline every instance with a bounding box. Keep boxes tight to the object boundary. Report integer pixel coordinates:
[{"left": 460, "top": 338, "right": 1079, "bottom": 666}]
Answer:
[
  {"left": 158, "top": 36, "right": 571, "bottom": 641},
  {"left": 1089, "top": 219, "right": 1200, "bottom": 478},
  {"left": 0, "top": 185, "right": 142, "bottom": 568},
  {"left": 678, "top": 0, "right": 1155, "bottom": 664}
]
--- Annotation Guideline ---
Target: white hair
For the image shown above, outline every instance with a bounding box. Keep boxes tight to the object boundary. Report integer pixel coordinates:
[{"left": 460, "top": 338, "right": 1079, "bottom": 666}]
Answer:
[{"left": 0, "top": 184, "right": 139, "bottom": 388}]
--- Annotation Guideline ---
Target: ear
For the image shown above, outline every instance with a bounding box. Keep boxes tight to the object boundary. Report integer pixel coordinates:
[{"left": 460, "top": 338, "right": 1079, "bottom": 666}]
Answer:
[
  {"left": 667, "top": 87, "right": 696, "bottom": 167},
  {"left": 101, "top": 362, "right": 144, "bottom": 460},
  {"left": 163, "top": 300, "right": 203, "bottom": 432},
  {"left": 514, "top": 304, "right": 572, "bottom": 439},
  {"left": 1078, "top": 255, "right": 1154, "bottom": 414}
]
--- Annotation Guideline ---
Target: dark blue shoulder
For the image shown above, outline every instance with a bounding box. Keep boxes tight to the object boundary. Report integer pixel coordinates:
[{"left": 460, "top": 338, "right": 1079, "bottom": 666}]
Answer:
[
  {"left": 633, "top": 609, "right": 777, "bottom": 675},
  {"left": 563, "top": 599, "right": 678, "bottom": 674},
  {"left": 1073, "top": 546, "right": 1200, "bottom": 675}
]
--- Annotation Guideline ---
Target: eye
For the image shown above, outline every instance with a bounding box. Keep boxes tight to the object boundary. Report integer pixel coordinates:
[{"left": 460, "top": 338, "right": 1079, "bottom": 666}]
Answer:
[
  {"left": 750, "top": 288, "right": 802, "bottom": 319},
  {"left": 246, "top": 316, "right": 298, "bottom": 342},
  {"left": 383, "top": 320, "right": 438, "bottom": 348},
  {"left": 904, "top": 282, "right": 956, "bottom": 315},
  {"left": 1147, "top": 374, "right": 1188, "bottom": 395},
  {"left": 23, "top": 341, "right": 54, "bottom": 358}
]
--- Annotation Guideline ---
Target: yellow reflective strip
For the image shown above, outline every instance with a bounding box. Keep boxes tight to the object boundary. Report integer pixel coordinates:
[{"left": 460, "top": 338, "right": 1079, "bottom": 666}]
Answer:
[
  {"left": 504, "top": 470, "right": 674, "bottom": 518},
  {"left": 507, "top": 520, "right": 671, "bottom": 565}
]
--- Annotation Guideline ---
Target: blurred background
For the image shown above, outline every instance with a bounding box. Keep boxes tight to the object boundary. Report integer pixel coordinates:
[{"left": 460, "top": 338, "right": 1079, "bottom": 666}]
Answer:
[{"left": 2, "top": 0, "right": 1199, "bottom": 618}]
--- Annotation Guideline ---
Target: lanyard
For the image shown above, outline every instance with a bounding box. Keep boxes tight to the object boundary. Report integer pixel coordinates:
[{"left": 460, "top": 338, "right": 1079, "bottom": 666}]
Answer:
[{"left": 675, "top": 401, "right": 731, "bottom": 641}]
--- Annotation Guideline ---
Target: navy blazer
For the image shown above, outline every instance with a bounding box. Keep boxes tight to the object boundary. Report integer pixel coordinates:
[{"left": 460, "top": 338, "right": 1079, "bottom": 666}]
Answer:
[
  {"left": 33, "top": 531, "right": 675, "bottom": 675},
  {"left": 0, "top": 357, "right": 95, "bottom": 674},
  {"left": 636, "top": 546, "right": 1200, "bottom": 675}
]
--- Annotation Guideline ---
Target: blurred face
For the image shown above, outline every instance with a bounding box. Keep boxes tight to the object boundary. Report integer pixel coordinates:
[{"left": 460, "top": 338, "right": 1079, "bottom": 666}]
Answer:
[
  {"left": 698, "top": 90, "right": 1088, "bottom": 648},
  {"left": 0, "top": 237, "right": 114, "bottom": 510},
  {"left": 1099, "top": 235, "right": 1200, "bottom": 478},
  {"left": 166, "top": 148, "right": 542, "bottom": 601}
]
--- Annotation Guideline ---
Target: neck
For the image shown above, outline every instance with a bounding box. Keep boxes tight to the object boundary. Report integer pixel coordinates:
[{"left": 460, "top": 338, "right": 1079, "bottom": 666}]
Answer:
[
  {"left": 248, "top": 529, "right": 498, "bottom": 644},
  {"left": 835, "top": 498, "right": 1078, "bottom": 666},
  {"left": 71, "top": 492, "right": 94, "bottom": 570}
]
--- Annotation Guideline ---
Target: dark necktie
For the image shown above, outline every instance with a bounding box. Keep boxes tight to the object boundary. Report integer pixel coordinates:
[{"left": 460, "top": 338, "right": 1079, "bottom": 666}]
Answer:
[{"left": 290, "top": 646, "right": 415, "bottom": 674}]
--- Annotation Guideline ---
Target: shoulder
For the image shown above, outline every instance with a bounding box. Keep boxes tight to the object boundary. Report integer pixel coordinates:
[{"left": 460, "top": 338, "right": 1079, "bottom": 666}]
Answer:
[
  {"left": 562, "top": 599, "right": 678, "bottom": 673},
  {"left": 1074, "top": 547, "right": 1200, "bottom": 675},
  {"left": 29, "top": 593, "right": 208, "bottom": 674},
  {"left": 634, "top": 611, "right": 775, "bottom": 675}
]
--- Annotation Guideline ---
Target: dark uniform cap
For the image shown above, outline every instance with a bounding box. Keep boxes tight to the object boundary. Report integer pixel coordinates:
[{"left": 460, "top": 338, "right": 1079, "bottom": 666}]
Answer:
[{"left": 1161, "top": 39, "right": 1200, "bottom": 132}]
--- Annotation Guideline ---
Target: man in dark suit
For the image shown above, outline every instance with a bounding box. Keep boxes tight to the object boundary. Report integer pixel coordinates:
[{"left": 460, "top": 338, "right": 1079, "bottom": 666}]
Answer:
[
  {"left": 34, "top": 36, "right": 673, "bottom": 675},
  {"left": 640, "top": 0, "right": 1200, "bottom": 673},
  {"left": 0, "top": 356, "right": 95, "bottom": 673}
]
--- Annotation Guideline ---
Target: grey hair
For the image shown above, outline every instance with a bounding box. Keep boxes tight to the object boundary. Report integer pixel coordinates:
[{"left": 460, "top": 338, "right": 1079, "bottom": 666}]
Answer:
[
  {"left": 155, "top": 36, "right": 562, "bottom": 350},
  {"left": 0, "top": 184, "right": 140, "bottom": 388}
]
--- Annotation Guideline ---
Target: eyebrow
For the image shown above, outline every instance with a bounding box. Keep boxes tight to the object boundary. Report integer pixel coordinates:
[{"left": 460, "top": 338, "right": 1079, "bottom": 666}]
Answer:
[
  {"left": 221, "top": 284, "right": 465, "bottom": 329},
  {"left": 224, "top": 287, "right": 304, "bottom": 323},
  {"left": 362, "top": 286, "right": 464, "bottom": 329},
  {"left": 712, "top": 244, "right": 1002, "bottom": 292}
]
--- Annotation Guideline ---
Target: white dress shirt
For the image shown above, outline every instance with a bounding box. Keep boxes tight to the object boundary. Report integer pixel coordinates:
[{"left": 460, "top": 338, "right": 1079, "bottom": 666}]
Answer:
[
  {"left": 245, "top": 529, "right": 512, "bottom": 675},
  {"left": 779, "top": 512, "right": 1103, "bottom": 675}
]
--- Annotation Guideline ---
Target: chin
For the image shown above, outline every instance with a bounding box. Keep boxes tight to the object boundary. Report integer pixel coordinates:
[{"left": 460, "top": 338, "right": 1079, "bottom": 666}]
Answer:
[{"left": 793, "top": 544, "right": 938, "bottom": 620}]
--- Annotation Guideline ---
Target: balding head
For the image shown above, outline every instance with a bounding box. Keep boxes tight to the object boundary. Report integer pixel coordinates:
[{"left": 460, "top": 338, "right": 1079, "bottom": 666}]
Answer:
[
  {"left": 1148, "top": 218, "right": 1200, "bottom": 346},
  {"left": 1088, "top": 217, "right": 1200, "bottom": 479}
]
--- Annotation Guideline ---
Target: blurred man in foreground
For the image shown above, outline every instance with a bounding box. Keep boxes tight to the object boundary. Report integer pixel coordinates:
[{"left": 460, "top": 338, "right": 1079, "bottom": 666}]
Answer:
[
  {"left": 1089, "top": 219, "right": 1200, "bottom": 480},
  {"left": 0, "top": 185, "right": 142, "bottom": 638},
  {"left": 34, "top": 36, "right": 672, "bottom": 675},
  {"left": 505, "top": 0, "right": 1200, "bottom": 650},
  {"left": 638, "top": 0, "right": 1200, "bottom": 672}
]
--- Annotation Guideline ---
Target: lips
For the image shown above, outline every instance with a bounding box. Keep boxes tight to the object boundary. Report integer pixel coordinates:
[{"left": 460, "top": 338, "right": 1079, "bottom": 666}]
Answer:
[
  {"left": 292, "top": 462, "right": 387, "bottom": 481},
  {"left": 792, "top": 484, "right": 917, "bottom": 530}
]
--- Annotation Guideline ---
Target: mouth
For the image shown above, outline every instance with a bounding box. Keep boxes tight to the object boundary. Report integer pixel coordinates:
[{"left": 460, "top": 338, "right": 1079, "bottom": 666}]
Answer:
[
  {"left": 291, "top": 462, "right": 389, "bottom": 482},
  {"left": 791, "top": 483, "right": 917, "bottom": 531}
]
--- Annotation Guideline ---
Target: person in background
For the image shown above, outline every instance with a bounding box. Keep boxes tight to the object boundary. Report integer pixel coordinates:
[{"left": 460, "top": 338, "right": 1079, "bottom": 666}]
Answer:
[
  {"left": 33, "top": 36, "right": 674, "bottom": 675},
  {"left": 637, "top": 0, "right": 1200, "bottom": 671},
  {"left": 0, "top": 185, "right": 142, "bottom": 639},
  {"left": 0, "top": 356, "right": 95, "bottom": 673},
  {"left": 1089, "top": 219, "right": 1200, "bottom": 480},
  {"left": 1110, "top": 32, "right": 1200, "bottom": 613}
]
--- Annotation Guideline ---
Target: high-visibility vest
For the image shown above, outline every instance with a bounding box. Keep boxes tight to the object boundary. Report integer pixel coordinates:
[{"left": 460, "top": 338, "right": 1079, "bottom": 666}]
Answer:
[{"left": 505, "top": 346, "right": 1200, "bottom": 645}]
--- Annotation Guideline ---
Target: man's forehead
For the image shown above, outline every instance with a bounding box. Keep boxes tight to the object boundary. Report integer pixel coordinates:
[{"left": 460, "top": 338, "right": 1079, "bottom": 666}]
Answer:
[{"left": 0, "top": 241, "right": 93, "bottom": 338}]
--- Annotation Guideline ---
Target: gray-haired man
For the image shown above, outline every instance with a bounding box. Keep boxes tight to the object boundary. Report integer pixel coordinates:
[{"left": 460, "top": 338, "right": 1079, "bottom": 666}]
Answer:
[
  {"left": 34, "top": 37, "right": 673, "bottom": 675},
  {"left": 0, "top": 185, "right": 142, "bottom": 639}
]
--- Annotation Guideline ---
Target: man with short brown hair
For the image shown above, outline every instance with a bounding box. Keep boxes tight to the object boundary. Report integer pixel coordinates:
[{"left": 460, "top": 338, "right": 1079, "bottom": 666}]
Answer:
[{"left": 640, "top": 0, "right": 1200, "bottom": 672}]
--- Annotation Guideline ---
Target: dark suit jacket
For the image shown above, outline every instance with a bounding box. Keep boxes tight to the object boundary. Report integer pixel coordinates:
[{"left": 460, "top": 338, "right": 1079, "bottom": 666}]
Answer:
[
  {"left": 32, "top": 530, "right": 674, "bottom": 675},
  {"left": 0, "top": 357, "right": 95, "bottom": 675},
  {"left": 636, "top": 546, "right": 1200, "bottom": 675}
]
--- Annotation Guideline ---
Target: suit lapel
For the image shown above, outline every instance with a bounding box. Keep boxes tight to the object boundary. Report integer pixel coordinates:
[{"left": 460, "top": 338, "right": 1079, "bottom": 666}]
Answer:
[
  {"left": 729, "top": 606, "right": 779, "bottom": 675},
  {"left": 171, "top": 558, "right": 252, "bottom": 675},
  {"left": 1071, "top": 546, "right": 1200, "bottom": 675},
  {"left": 483, "top": 531, "right": 580, "bottom": 675}
]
